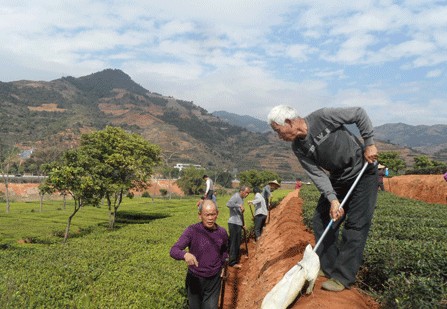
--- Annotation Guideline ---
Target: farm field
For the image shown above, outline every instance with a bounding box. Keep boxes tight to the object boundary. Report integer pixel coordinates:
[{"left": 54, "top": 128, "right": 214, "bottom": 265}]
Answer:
[
  {"left": 1, "top": 177, "right": 446, "bottom": 308},
  {"left": 0, "top": 190, "right": 288, "bottom": 308}
]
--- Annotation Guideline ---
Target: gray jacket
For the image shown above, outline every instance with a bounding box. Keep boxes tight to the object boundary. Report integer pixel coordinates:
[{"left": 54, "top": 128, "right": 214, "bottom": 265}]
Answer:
[
  {"left": 292, "top": 107, "right": 375, "bottom": 202},
  {"left": 227, "top": 192, "right": 244, "bottom": 226}
]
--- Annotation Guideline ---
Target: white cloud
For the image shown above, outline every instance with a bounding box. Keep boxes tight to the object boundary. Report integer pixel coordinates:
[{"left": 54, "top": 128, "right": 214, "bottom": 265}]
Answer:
[{"left": 0, "top": 1, "right": 446, "bottom": 126}]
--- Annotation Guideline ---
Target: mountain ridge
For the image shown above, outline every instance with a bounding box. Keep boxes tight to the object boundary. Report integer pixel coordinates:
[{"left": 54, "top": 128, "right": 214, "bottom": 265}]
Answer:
[{"left": 1, "top": 69, "right": 441, "bottom": 180}]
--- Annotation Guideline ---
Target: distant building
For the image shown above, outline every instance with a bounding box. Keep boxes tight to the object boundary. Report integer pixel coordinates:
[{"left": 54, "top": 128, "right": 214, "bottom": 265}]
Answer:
[
  {"left": 173, "top": 163, "right": 202, "bottom": 171},
  {"left": 19, "top": 148, "right": 34, "bottom": 159}
]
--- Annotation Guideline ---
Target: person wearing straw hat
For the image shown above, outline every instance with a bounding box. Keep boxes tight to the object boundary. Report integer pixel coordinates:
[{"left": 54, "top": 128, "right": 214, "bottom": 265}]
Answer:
[
  {"left": 268, "top": 105, "right": 378, "bottom": 292},
  {"left": 262, "top": 180, "right": 281, "bottom": 209}
]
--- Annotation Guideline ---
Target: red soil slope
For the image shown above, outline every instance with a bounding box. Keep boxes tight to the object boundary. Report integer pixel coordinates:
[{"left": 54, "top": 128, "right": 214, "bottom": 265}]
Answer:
[
  {"left": 385, "top": 175, "right": 447, "bottom": 204},
  {"left": 222, "top": 191, "right": 379, "bottom": 309},
  {"left": 220, "top": 174, "right": 446, "bottom": 308}
]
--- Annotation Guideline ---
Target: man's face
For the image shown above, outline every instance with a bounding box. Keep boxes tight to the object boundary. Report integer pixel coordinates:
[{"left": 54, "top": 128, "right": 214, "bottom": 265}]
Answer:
[
  {"left": 240, "top": 188, "right": 251, "bottom": 199},
  {"left": 271, "top": 121, "right": 296, "bottom": 141},
  {"left": 200, "top": 202, "right": 218, "bottom": 229}
]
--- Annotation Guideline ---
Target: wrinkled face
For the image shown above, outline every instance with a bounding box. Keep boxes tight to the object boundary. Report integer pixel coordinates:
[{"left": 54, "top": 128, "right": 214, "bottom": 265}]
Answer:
[
  {"left": 240, "top": 188, "right": 251, "bottom": 199},
  {"left": 200, "top": 202, "right": 218, "bottom": 229},
  {"left": 270, "top": 121, "right": 296, "bottom": 141}
]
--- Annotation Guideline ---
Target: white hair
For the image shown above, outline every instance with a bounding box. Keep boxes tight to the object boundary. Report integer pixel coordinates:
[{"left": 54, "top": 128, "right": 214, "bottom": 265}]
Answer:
[{"left": 267, "top": 105, "right": 300, "bottom": 125}]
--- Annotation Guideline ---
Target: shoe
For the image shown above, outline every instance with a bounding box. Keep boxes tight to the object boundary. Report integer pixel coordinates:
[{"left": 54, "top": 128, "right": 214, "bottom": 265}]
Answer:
[
  {"left": 322, "top": 278, "right": 345, "bottom": 292},
  {"left": 318, "top": 269, "right": 326, "bottom": 277},
  {"left": 230, "top": 264, "right": 242, "bottom": 269}
]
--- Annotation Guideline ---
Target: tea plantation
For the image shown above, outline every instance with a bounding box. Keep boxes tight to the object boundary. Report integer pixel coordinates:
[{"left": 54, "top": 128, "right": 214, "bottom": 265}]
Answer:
[
  {"left": 300, "top": 185, "right": 447, "bottom": 309},
  {"left": 0, "top": 190, "right": 289, "bottom": 308},
  {"left": 1, "top": 187, "right": 445, "bottom": 308}
]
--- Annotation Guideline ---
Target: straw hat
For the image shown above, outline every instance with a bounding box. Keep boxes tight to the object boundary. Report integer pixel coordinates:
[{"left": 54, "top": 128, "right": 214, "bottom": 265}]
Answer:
[
  {"left": 269, "top": 180, "right": 281, "bottom": 187},
  {"left": 378, "top": 164, "right": 385, "bottom": 169}
]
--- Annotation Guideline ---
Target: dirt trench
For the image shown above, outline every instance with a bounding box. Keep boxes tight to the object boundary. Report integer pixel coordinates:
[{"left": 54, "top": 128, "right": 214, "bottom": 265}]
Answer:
[
  {"left": 221, "top": 174, "right": 447, "bottom": 308},
  {"left": 222, "top": 190, "right": 379, "bottom": 309}
]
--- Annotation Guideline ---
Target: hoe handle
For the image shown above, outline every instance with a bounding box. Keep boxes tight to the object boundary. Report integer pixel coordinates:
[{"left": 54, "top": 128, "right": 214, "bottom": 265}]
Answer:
[{"left": 313, "top": 161, "right": 370, "bottom": 252}]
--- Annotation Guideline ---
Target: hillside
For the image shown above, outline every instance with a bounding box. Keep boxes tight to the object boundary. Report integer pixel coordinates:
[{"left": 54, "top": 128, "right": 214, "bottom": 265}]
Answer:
[
  {"left": 0, "top": 69, "right": 304, "bottom": 179},
  {"left": 0, "top": 69, "right": 429, "bottom": 179},
  {"left": 212, "top": 110, "right": 271, "bottom": 133},
  {"left": 215, "top": 111, "right": 447, "bottom": 163}
]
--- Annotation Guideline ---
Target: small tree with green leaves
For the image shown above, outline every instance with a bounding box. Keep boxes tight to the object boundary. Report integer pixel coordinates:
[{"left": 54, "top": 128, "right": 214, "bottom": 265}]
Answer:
[
  {"left": 175, "top": 167, "right": 204, "bottom": 195},
  {"left": 378, "top": 152, "right": 406, "bottom": 175},
  {"left": 79, "top": 126, "right": 161, "bottom": 229},
  {"left": 238, "top": 169, "right": 281, "bottom": 189},
  {"left": 42, "top": 149, "right": 102, "bottom": 243},
  {"left": 0, "top": 145, "right": 19, "bottom": 214}
]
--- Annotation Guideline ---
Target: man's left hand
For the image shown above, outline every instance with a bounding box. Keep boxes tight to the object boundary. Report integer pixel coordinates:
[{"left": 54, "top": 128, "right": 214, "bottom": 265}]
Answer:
[{"left": 364, "top": 144, "right": 378, "bottom": 163}]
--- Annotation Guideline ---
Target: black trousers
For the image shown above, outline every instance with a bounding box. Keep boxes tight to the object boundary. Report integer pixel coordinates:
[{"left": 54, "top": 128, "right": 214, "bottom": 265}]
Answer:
[
  {"left": 186, "top": 271, "right": 221, "bottom": 309},
  {"left": 254, "top": 214, "right": 267, "bottom": 239},
  {"left": 313, "top": 164, "right": 378, "bottom": 287},
  {"left": 205, "top": 190, "right": 214, "bottom": 200},
  {"left": 228, "top": 223, "right": 242, "bottom": 266}
]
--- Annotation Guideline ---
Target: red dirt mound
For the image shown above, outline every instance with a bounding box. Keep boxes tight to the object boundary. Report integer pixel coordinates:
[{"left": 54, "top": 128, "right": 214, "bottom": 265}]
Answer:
[
  {"left": 384, "top": 174, "right": 447, "bottom": 204},
  {"left": 0, "top": 180, "right": 184, "bottom": 200},
  {"left": 222, "top": 190, "right": 379, "bottom": 309}
]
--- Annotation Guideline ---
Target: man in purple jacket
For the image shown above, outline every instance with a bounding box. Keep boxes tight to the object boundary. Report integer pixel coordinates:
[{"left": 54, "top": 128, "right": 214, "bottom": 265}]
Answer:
[{"left": 170, "top": 200, "right": 228, "bottom": 309}]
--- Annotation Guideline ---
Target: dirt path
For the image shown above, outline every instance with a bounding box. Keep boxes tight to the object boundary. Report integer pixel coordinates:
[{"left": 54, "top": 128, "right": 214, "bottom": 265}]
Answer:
[{"left": 221, "top": 190, "right": 379, "bottom": 309}]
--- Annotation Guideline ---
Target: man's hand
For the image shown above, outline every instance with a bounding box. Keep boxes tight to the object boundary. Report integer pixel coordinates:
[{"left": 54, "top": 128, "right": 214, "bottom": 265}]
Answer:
[
  {"left": 330, "top": 199, "right": 344, "bottom": 221},
  {"left": 184, "top": 252, "right": 199, "bottom": 267},
  {"left": 240, "top": 205, "right": 245, "bottom": 213},
  {"left": 364, "top": 144, "right": 378, "bottom": 164}
]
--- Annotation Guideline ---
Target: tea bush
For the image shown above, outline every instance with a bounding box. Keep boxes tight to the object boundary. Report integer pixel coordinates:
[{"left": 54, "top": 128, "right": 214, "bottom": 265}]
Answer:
[
  {"left": 300, "top": 185, "right": 447, "bottom": 308},
  {"left": 0, "top": 190, "right": 282, "bottom": 308}
]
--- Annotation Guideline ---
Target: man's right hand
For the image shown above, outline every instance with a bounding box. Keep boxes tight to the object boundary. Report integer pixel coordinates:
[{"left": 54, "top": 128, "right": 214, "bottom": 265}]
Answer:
[
  {"left": 184, "top": 252, "right": 199, "bottom": 267},
  {"left": 330, "top": 199, "right": 344, "bottom": 221}
]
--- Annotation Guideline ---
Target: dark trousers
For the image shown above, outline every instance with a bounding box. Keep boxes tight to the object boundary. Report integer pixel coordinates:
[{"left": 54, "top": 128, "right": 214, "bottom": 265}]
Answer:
[
  {"left": 254, "top": 214, "right": 267, "bottom": 239},
  {"left": 186, "top": 271, "right": 221, "bottom": 309},
  {"left": 228, "top": 223, "right": 242, "bottom": 266},
  {"left": 313, "top": 164, "right": 378, "bottom": 287},
  {"left": 205, "top": 190, "right": 214, "bottom": 200}
]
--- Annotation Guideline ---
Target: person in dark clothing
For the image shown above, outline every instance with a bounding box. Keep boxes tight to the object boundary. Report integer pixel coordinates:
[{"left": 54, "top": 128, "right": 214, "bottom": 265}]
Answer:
[
  {"left": 268, "top": 105, "right": 378, "bottom": 292},
  {"left": 170, "top": 200, "right": 228, "bottom": 308}
]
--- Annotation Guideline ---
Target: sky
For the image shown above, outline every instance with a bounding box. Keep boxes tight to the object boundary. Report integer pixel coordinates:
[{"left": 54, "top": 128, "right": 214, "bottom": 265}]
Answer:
[{"left": 1, "top": 1, "right": 446, "bottom": 126}]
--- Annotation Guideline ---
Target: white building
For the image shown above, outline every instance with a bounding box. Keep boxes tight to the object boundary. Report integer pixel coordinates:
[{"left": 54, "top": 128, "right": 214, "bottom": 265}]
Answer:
[{"left": 173, "top": 163, "right": 202, "bottom": 171}]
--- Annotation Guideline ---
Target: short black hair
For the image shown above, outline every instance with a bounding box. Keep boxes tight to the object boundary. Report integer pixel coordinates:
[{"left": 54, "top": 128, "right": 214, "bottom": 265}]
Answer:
[{"left": 203, "top": 175, "right": 208, "bottom": 179}]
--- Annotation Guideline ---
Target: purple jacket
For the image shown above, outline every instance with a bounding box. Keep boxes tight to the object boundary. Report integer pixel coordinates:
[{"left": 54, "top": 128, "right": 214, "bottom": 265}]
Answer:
[{"left": 170, "top": 222, "right": 228, "bottom": 278}]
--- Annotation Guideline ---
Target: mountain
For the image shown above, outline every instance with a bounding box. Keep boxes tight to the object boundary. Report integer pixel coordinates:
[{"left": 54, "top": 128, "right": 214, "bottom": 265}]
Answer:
[
  {"left": 374, "top": 123, "right": 447, "bottom": 161},
  {"left": 212, "top": 111, "right": 271, "bottom": 133},
  {"left": 0, "top": 69, "right": 435, "bottom": 180},
  {"left": 216, "top": 111, "right": 447, "bottom": 162},
  {"left": 0, "top": 69, "right": 307, "bottom": 179}
]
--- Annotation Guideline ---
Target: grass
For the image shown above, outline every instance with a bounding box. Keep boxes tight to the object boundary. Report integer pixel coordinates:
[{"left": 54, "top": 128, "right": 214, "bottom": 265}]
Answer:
[{"left": 0, "top": 189, "right": 289, "bottom": 308}]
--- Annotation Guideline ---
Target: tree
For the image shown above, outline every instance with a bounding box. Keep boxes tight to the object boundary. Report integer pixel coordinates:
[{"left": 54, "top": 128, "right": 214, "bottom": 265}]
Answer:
[
  {"left": 414, "top": 155, "right": 434, "bottom": 169},
  {"left": 378, "top": 152, "right": 406, "bottom": 174},
  {"left": 175, "top": 167, "right": 204, "bottom": 195},
  {"left": 215, "top": 170, "right": 233, "bottom": 188},
  {"left": 42, "top": 149, "right": 102, "bottom": 243},
  {"left": 80, "top": 126, "right": 161, "bottom": 229},
  {"left": 0, "top": 145, "right": 19, "bottom": 214},
  {"left": 238, "top": 170, "right": 281, "bottom": 189}
]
